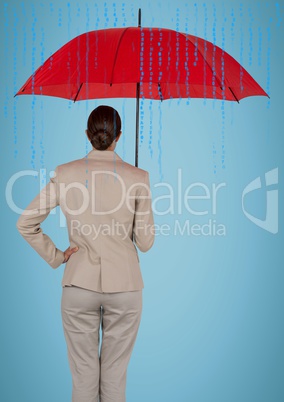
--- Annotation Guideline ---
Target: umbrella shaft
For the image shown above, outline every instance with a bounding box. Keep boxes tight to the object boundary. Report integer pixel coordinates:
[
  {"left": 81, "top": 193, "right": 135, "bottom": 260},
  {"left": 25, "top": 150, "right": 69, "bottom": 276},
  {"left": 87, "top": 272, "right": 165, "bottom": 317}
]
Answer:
[{"left": 135, "top": 82, "right": 140, "bottom": 168}]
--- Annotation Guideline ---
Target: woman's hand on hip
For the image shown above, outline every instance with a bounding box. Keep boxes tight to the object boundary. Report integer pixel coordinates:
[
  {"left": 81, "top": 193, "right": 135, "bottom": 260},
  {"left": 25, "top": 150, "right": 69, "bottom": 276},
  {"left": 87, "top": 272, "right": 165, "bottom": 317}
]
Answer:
[{"left": 63, "top": 246, "right": 79, "bottom": 263}]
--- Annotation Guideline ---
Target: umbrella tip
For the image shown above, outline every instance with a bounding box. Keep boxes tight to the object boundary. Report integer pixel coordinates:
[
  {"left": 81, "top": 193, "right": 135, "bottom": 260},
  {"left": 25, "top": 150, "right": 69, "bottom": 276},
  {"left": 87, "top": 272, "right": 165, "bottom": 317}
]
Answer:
[{"left": 138, "top": 9, "right": 141, "bottom": 27}]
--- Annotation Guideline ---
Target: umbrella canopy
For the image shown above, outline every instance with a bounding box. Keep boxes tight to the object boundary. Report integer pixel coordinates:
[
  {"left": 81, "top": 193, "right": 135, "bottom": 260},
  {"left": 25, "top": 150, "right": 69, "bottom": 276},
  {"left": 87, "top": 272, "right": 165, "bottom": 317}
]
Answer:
[
  {"left": 16, "top": 26, "right": 267, "bottom": 102},
  {"left": 16, "top": 18, "right": 269, "bottom": 166}
]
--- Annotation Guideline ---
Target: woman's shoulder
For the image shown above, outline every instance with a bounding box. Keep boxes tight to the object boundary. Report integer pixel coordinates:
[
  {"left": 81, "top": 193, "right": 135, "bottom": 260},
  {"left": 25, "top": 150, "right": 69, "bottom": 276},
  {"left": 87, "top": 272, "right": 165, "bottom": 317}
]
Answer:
[
  {"left": 58, "top": 158, "right": 83, "bottom": 168},
  {"left": 118, "top": 160, "right": 150, "bottom": 181},
  {"left": 121, "top": 160, "right": 148, "bottom": 174},
  {"left": 55, "top": 156, "right": 150, "bottom": 183}
]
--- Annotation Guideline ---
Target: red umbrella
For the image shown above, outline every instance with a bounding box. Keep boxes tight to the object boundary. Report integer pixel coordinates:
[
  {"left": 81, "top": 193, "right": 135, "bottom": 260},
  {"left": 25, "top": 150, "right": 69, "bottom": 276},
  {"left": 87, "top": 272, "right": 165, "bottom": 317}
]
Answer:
[{"left": 16, "top": 10, "right": 269, "bottom": 167}]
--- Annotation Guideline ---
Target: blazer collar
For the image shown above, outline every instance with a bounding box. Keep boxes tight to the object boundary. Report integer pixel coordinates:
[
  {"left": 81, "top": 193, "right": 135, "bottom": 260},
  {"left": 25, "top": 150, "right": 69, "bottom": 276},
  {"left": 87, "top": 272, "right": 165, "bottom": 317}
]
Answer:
[{"left": 85, "top": 148, "right": 122, "bottom": 161}]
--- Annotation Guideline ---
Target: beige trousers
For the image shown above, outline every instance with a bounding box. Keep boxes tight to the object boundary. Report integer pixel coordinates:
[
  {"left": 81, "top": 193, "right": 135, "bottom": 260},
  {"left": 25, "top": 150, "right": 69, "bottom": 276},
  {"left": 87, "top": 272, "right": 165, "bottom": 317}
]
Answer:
[{"left": 61, "top": 285, "right": 142, "bottom": 402}]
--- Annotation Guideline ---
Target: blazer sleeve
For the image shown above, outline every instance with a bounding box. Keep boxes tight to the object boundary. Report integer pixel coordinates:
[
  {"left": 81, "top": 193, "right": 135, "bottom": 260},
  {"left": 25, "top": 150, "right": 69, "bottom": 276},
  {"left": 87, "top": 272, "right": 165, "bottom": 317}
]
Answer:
[
  {"left": 16, "top": 166, "right": 65, "bottom": 269},
  {"left": 133, "top": 171, "right": 155, "bottom": 252}
]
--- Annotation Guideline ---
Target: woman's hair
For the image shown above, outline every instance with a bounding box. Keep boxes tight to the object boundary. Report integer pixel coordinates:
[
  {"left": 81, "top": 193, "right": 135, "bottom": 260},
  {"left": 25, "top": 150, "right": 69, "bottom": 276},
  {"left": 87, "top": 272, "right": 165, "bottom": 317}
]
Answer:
[{"left": 86, "top": 105, "right": 121, "bottom": 150}]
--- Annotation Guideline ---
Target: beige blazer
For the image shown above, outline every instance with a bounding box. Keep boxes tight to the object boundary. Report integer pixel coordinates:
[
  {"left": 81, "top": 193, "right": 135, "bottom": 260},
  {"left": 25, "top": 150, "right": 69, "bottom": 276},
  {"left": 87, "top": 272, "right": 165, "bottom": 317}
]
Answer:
[{"left": 16, "top": 149, "right": 155, "bottom": 293}]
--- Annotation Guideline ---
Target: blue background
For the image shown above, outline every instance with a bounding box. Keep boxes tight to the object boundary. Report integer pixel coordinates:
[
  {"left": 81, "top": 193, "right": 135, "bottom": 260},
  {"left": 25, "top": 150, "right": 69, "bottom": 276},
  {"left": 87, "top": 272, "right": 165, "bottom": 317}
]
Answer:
[{"left": 1, "top": 1, "right": 283, "bottom": 401}]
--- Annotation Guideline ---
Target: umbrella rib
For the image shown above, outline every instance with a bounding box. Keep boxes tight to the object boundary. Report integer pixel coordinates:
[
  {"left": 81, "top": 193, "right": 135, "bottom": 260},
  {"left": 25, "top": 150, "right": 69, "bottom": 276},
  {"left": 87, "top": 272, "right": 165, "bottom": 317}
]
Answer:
[
  {"left": 110, "top": 27, "right": 131, "bottom": 85},
  {"left": 158, "top": 83, "right": 163, "bottom": 101},
  {"left": 228, "top": 87, "right": 239, "bottom": 103},
  {"left": 74, "top": 83, "right": 83, "bottom": 102}
]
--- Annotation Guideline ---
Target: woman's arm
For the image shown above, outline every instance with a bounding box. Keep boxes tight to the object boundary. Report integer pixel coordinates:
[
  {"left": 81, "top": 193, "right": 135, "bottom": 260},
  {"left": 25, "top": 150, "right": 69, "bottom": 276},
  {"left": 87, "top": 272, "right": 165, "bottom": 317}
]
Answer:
[
  {"left": 133, "top": 171, "right": 155, "bottom": 252},
  {"left": 16, "top": 166, "right": 65, "bottom": 269}
]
